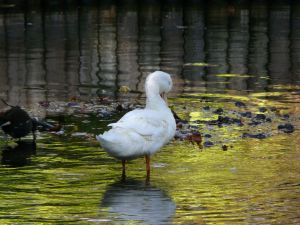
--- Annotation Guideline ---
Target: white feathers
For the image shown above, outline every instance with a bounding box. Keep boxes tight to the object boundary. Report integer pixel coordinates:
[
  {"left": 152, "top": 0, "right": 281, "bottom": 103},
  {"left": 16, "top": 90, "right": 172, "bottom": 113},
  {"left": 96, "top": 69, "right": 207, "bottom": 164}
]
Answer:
[{"left": 96, "top": 71, "right": 176, "bottom": 160}]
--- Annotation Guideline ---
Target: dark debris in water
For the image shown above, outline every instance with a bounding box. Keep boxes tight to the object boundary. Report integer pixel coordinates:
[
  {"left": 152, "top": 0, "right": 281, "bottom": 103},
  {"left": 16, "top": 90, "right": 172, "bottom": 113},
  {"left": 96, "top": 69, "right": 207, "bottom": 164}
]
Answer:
[
  {"left": 278, "top": 123, "right": 294, "bottom": 133},
  {"left": 203, "top": 106, "right": 210, "bottom": 111},
  {"left": 240, "top": 111, "right": 252, "bottom": 118},
  {"left": 174, "top": 101, "right": 298, "bottom": 149},
  {"left": 203, "top": 141, "right": 214, "bottom": 147},
  {"left": 282, "top": 114, "right": 290, "bottom": 120},
  {"left": 248, "top": 113, "right": 272, "bottom": 126},
  {"left": 3, "top": 96, "right": 297, "bottom": 150},
  {"left": 216, "top": 116, "right": 243, "bottom": 127},
  {"left": 222, "top": 145, "right": 229, "bottom": 151},
  {"left": 213, "top": 108, "right": 224, "bottom": 115},
  {"left": 242, "top": 133, "right": 268, "bottom": 139}
]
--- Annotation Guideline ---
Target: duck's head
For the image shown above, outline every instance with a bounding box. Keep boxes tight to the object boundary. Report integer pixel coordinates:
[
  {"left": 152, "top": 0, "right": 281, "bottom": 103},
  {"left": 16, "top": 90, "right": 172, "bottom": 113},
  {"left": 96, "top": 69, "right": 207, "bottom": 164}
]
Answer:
[{"left": 145, "top": 71, "right": 173, "bottom": 104}]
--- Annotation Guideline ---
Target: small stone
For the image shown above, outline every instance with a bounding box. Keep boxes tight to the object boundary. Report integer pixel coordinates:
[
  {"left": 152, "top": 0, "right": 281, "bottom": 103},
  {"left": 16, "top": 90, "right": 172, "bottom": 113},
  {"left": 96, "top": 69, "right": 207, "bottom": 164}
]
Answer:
[
  {"left": 204, "top": 141, "right": 214, "bottom": 147},
  {"left": 203, "top": 106, "right": 210, "bottom": 111},
  {"left": 213, "top": 108, "right": 223, "bottom": 115},
  {"left": 259, "top": 107, "right": 267, "bottom": 113},
  {"left": 266, "top": 118, "right": 272, "bottom": 123},
  {"left": 204, "top": 134, "right": 212, "bottom": 138},
  {"left": 248, "top": 121, "right": 261, "bottom": 126},
  {"left": 240, "top": 111, "right": 252, "bottom": 118},
  {"left": 255, "top": 114, "right": 266, "bottom": 121},
  {"left": 98, "top": 109, "right": 111, "bottom": 117},
  {"left": 235, "top": 101, "right": 246, "bottom": 107},
  {"left": 217, "top": 116, "right": 243, "bottom": 126},
  {"left": 242, "top": 133, "right": 267, "bottom": 139},
  {"left": 282, "top": 114, "right": 290, "bottom": 120},
  {"left": 278, "top": 123, "right": 294, "bottom": 133},
  {"left": 67, "top": 102, "right": 79, "bottom": 107},
  {"left": 71, "top": 132, "right": 88, "bottom": 137}
]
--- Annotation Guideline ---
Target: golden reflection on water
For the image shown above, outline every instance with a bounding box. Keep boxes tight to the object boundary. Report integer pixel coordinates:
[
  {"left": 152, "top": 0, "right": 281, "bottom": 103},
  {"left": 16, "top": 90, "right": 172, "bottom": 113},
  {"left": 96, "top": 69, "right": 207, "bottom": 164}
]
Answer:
[
  {"left": 156, "top": 132, "right": 300, "bottom": 225},
  {"left": 0, "top": 85, "right": 299, "bottom": 224}
]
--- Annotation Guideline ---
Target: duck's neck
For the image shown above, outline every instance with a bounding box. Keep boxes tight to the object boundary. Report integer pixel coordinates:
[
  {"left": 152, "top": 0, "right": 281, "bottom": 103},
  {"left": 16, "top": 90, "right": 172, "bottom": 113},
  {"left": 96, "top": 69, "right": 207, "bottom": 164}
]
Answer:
[{"left": 145, "top": 82, "right": 168, "bottom": 111}]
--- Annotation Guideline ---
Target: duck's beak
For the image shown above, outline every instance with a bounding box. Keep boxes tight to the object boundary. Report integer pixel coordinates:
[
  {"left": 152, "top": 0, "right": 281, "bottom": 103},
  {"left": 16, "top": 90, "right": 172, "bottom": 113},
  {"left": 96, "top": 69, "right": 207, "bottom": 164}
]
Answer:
[{"left": 160, "top": 92, "right": 168, "bottom": 105}]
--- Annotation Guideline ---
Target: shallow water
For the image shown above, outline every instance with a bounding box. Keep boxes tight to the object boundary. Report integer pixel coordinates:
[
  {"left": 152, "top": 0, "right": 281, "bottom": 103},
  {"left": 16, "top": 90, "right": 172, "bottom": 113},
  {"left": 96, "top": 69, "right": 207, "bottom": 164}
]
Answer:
[{"left": 1, "top": 1, "right": 300, "bottom": 224}]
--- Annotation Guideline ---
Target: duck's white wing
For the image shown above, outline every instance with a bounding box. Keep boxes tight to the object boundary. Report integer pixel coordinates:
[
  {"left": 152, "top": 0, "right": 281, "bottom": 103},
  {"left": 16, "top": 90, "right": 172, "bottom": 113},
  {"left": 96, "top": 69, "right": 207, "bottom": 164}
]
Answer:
[
  {"left": 108, "top": 109, "right": 169, "bottom": 137},
  {"left": 97, "top": 108, "right": 175, "bottom": 159}
]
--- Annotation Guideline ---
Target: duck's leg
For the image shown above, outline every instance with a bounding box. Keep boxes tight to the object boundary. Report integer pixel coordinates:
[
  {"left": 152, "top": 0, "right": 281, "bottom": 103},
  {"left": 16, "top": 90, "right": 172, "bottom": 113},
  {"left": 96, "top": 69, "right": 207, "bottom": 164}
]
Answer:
[
  {"left": 121, "top": 160, "right": 126, "bottom": 181},
  {"left": 145, "top": 155, "right": 150, "bottom": 183}
]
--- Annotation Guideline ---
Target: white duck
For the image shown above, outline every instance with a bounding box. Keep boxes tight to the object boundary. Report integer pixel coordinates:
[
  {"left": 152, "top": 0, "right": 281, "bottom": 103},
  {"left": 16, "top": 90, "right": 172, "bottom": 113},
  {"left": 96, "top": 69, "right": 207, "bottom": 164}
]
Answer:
[{"left": 96, "top": 71, "right": 176, "bottom": 181}]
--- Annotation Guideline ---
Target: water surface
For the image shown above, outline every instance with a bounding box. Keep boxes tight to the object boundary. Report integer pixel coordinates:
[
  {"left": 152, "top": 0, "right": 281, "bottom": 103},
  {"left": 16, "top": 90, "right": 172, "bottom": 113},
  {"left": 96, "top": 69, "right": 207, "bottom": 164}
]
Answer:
[{"left": 0, "top": 1, "right": 300, "bottom": 224}]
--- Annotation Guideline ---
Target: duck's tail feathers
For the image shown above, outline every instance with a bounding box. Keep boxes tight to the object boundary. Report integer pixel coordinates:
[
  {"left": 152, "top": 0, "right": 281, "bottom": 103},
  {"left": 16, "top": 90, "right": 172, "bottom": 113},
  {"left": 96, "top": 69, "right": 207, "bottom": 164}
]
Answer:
[
  {"left": 96, "top": 133, "right": 117, "bottom": 147},
  {"left": 96, "top": 134, "right": 108, "bottom": 143}
]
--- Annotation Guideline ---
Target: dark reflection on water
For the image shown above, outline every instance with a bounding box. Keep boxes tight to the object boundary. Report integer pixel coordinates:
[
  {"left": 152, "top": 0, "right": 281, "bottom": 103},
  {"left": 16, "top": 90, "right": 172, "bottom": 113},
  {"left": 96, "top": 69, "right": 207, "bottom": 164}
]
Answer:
[
  {"left": 1, "top": 141, "right": 36, "bottom": 166},
  {"left": 100, "top": 179, "right": 176, "bottom": 225},
  {"left": 1, "top": 0, "right": 300, "bottom": 107}
]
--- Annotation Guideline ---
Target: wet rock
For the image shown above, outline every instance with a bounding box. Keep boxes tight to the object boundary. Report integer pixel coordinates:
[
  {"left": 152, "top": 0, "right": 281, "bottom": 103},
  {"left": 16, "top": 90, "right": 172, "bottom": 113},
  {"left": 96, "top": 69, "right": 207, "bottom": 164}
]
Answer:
[
  {"left": 235, "top": 101, "right": 246, "bottom": 107},
  {"left": 240, "top": 111, "right": 252, "bottom": 118},
  {"left": 71, "top": 132, "right": 88, "bottom": 137},
  {"left": 248, "top": 121, "right": 261, "bottom": 126},
  {"left": 67, "top": 102, "right": 79, "bottom": 107},
  {"left": 204, "top": 141, "right": 214, "bottom": 147},
  {"left": 266, "top": 118, "right": 272, "bottom": 123},
  {"left": 259, "top": 107, "right": 267, "bottom": 113},
  {"left": 249, "top": 113, "right": 271, "bottom": 126},
  {"left": 278, "top": 123, "right": 294, "bottom": 133},
  {"left": 216, "top": 116, "right": 243, "bottom": 126},
  {"left": 242, "top": 133, "right": 268, "bottom": 139},
  {"left": 213, "top": 108, "right": 223, "bottom": 115},
  {"left": 282, "top": 114, "right": 290, "bottom": 120},
  {"left": 204, "top": 134, "right": 212, "bottom": 138},
  {"left": 255, "top": 114, "right": 266, "bottom": 121},
  {"left": 98, "top": 109, "right": 111, "bottom": 118}
]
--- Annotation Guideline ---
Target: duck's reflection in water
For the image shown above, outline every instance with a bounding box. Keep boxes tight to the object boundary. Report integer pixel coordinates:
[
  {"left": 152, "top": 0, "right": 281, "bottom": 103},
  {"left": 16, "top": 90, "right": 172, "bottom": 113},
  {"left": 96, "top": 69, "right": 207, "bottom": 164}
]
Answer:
[
  {"left": 1, "top": 141, "right": 36, "bottom": 167},
  {"left": 100, "top": 179, "right": 176, "bottom": 225}
]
